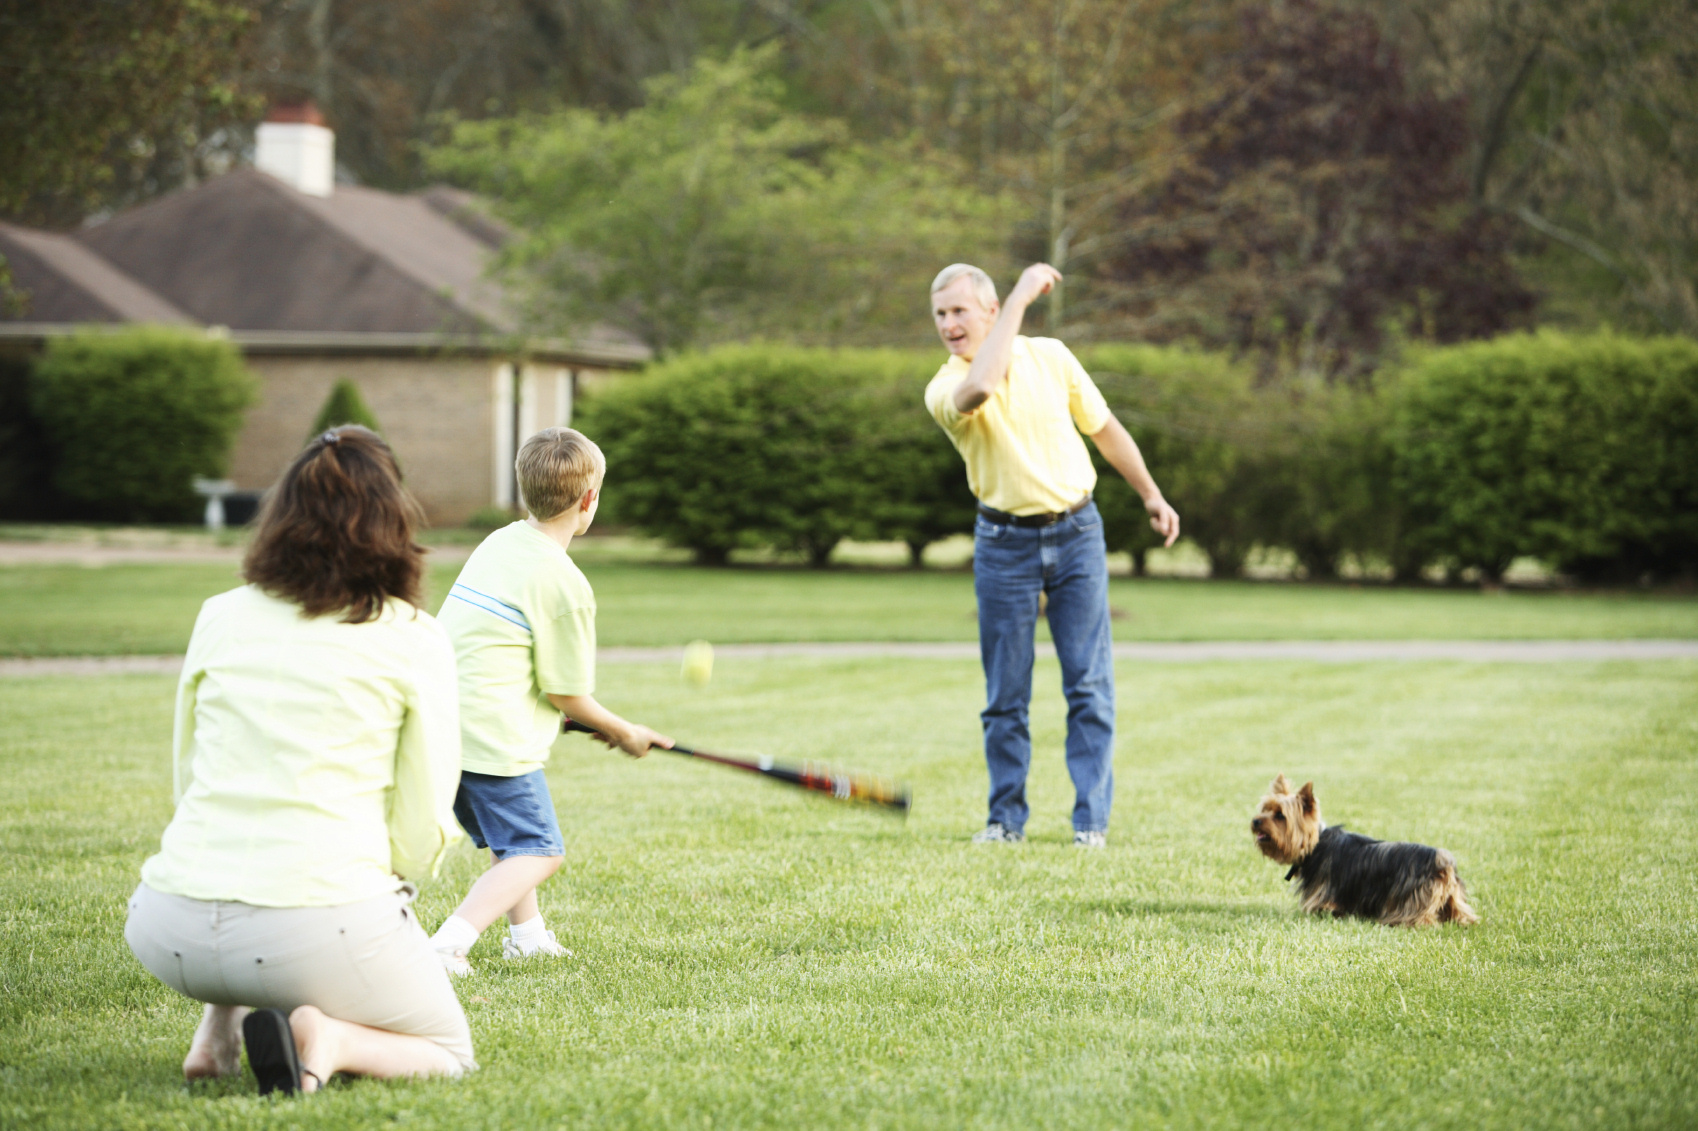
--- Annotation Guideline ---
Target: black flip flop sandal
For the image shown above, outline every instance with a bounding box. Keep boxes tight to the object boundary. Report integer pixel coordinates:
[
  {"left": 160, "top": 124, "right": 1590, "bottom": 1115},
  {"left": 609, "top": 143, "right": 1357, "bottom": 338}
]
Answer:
[{"left": 242, "top": 1008, "right": 306, "bottom": 1095}]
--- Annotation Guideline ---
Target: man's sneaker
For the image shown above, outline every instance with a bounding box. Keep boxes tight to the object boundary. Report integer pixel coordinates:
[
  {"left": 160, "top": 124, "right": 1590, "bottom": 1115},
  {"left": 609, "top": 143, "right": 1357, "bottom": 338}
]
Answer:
[
  {"left": 502, "top": 930, "right": 573, "bottom": 960},
  {"left": 1073, "top": 830, "right": 1107, "bottom": 849},
  {"left": 972, "top": 822, "right": 1025, "bottom": 844},
  {"left": 434, "top": 944, "right": 474, "bottom": 977}
]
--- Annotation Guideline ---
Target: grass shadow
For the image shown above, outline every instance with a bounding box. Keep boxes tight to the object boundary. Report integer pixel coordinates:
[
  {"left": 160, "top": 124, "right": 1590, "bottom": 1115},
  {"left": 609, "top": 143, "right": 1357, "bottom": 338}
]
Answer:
[{"left": 1069, "top": 898, "right": 1287, "bottom": 922}]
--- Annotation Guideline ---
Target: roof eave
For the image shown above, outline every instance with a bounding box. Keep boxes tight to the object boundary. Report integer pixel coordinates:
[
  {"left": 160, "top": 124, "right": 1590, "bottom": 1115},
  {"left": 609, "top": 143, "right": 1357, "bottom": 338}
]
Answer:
[{"left": 0, "top": 323, "right": 648, "bottom": 369}]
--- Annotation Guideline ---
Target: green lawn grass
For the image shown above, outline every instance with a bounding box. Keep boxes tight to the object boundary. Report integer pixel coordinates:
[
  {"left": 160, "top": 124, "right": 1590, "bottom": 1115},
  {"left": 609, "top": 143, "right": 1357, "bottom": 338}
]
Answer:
[
  {"left": 2, "top": 658, "right": 1694, "bottom": 1129},
  {"left": 1, "top": 560, "right": 1696, "bottom": 656}
]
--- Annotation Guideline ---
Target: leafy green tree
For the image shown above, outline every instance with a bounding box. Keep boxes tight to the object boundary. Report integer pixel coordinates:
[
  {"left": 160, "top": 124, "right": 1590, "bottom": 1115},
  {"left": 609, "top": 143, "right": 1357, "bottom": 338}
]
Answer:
[
  {"left": 1107, "top": 1, "right": 1534, "bottom": 382},
  {"left": 309, "top": 378, "right": 381, "bottom": 438},
  {"left": 427, "top": 47, "right": 1007, "bottom": 355},
  {"left": 30, "top": 328, "right": 256, "bottom": 522},
  {"left": 0, "top": 0, "right": 257, "bottom": 226}
]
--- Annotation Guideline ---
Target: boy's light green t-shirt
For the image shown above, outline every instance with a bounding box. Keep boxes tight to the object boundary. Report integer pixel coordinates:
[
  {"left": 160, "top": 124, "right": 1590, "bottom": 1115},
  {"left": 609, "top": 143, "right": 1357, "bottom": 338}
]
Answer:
[{"left": 438, "top": 521, "right": 596, "bottom": 777}]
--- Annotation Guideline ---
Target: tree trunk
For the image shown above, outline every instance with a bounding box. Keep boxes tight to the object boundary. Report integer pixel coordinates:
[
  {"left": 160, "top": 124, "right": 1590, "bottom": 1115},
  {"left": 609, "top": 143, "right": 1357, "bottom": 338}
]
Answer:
[
  {"left": 308, "top": 0, "right": 334, "bottom": 116},
  {"left": 1131, "top": 547, "right": 1148, "bottom": 577},
  {"left": 907, "top": 540, "right": 928, "bottom": 569},
  {"left": 694, "top": 545, "right": 729, "bottom": 567}
]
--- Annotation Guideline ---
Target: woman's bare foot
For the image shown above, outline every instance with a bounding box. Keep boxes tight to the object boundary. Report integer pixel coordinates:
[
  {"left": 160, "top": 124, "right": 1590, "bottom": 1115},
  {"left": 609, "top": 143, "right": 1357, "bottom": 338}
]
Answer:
[
  {"left": 288, "top": 1005, "right": 337, "bottom": 1093},
  {"left": 182, "top": 1004, "right": 249, "bottom": 1080}
]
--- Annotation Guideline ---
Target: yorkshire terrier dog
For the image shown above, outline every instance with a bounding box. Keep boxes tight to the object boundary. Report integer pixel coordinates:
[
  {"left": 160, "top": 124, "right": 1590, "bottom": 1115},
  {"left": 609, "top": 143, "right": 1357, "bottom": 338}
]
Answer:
[{"left": 1251, "top": 775, "right": 1479, "bottom": 927}]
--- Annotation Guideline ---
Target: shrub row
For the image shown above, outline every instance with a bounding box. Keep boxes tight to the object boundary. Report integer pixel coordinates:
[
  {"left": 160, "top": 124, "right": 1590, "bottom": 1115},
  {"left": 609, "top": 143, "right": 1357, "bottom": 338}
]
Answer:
[
  {"left": 0, "top": 328, "right": 255, "bottom": 523},
  {"left": 583, "top": 333, "right": 1698, "bottom": 582},
  {"left": 580, "top": 345, "right": 971, "bottom": 565}
]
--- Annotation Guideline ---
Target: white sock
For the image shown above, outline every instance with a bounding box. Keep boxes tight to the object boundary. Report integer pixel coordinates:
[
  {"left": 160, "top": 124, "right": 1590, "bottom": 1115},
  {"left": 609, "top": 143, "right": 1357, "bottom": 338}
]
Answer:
[
  {"left": 432, "top": 914, "right": 480, "bottom": 952},
  {"left": 508, "top": 915, "right": 549, "bottom": 952}
]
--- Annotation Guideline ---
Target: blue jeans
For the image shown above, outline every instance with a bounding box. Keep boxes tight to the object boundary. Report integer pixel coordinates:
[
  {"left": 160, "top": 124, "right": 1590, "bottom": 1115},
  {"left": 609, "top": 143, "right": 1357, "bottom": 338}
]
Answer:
[{"left": 973, "top": 500, "right": 1115, "bottom": 834}]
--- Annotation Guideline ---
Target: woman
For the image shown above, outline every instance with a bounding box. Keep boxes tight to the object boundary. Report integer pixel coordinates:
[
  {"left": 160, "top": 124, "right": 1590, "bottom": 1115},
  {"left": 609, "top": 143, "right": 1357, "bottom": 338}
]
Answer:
[{"left": 125, "top": 426, "right": 473, "bottom": 1093}]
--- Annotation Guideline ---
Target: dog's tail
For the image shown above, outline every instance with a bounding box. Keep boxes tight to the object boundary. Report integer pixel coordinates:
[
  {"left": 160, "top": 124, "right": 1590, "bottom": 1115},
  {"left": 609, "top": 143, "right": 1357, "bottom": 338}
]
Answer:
[{"left": 1434, "top": 850, "right": 1480, "bottom": 925}]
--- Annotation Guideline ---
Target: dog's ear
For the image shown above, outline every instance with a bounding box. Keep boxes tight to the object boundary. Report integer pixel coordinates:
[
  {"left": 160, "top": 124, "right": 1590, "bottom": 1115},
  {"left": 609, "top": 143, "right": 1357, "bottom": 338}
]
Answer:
[
  {"left": 1270, "top": 773, "right": 1292, "bottom": 794},
  {"left": 1297, "top": 782, "right": 1317, "bottom": 814}
]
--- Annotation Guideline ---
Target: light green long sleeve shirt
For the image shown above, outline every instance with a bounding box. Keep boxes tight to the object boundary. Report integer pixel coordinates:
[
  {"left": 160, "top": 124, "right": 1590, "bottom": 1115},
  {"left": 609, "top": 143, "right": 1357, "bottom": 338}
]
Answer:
[{"left": 140, "top": 585, "right": 464, "bottom": 908}]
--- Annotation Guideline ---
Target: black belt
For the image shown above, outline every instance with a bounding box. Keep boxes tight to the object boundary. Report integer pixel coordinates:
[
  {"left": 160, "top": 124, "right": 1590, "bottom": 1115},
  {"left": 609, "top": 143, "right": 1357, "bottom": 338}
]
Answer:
[{"left": 977, "top": 495, "right": 1091, "bottom": 528}]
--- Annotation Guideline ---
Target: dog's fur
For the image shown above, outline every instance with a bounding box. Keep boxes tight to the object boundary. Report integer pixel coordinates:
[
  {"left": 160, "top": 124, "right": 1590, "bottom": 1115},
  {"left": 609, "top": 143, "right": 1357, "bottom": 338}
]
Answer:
[{"left": 1251, "top": 775, "right": 1479, "bottom": 927}]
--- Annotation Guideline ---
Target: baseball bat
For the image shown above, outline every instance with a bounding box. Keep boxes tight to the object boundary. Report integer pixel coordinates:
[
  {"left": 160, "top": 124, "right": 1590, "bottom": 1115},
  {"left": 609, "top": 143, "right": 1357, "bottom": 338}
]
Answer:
[{"left": 562, "top": 718, "right": 911, "bottom": 815}]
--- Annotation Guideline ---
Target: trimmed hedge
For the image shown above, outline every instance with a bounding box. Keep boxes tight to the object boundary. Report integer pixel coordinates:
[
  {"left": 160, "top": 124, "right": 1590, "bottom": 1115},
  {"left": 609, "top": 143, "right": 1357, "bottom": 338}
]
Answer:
[
  {"left": 1392, "top": 332, "right": 1698, "bottom": 581},
  {"left": 577, "top": 334, "right": 1695, "bottom": 582},
  {"left": 0, "top": 351, "right": 59, "bottom": 520},
  {"left": 1074, "top": 344, "right": 1260, "bottom": 576},
  {"left": 579, "top": 345, "right": 965, "bottom": 565},
  {"left": 28, "top": 328, "right": 255, "bottom": 522},
  {"left": 310, "top": 378, "right": 382, "bottom": 438}
]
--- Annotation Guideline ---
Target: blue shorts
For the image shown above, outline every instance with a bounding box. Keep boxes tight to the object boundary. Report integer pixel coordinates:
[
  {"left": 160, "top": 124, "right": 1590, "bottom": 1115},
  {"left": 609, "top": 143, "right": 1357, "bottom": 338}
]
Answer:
[{"left": 452, "top": 769, "right": 564, "bottom": 859}]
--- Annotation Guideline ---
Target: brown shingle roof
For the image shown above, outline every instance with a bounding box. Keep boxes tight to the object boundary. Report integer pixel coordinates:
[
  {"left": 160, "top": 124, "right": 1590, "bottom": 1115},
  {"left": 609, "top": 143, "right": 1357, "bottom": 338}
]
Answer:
[
  {"left": 4, "top": 167, "right": 648, "bottom": 362},
  {"left": 74, "top": 169, "right": 492, "bottom": 334},
  {"left": 0, "top": 221, "right": 195, "bottom": 325}
]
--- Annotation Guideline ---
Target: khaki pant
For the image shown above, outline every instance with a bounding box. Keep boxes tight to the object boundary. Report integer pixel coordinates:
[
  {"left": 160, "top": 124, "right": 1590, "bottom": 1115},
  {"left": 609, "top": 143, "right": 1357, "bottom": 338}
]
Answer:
[{"left": 125, "top": 882, "right": 475, "bottom": 1072}]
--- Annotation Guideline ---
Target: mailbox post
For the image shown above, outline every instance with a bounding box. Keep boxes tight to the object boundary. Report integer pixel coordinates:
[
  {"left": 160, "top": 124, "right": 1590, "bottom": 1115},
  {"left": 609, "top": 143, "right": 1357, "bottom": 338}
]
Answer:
[{"left": 192, "top": 478, "right": 236, "bottom": 532}]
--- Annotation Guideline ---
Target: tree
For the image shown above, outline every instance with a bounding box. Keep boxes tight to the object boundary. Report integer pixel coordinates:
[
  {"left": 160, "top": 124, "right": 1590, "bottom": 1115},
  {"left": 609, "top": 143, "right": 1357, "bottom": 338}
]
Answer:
[
  {"left": 427, "top": 47, "right": 1007, "bottom": 355},
  {"left": 1105, "top": 0, "right": 1535, "bottom": 381},
  {"left": 244, "top": 0, "right": 814, "bottom": 191},
  {"left": 309, "top": 378, "right": 381, "bottom": 438},
  {"left": 1374, "top": 0, "right": 1698, "bottom": 337},
  {"left": 797, "top": 0, "right": 1216, "bottom": 337},
  {"left": 0, "top": 0, "right": 258, "bottom": 227}
]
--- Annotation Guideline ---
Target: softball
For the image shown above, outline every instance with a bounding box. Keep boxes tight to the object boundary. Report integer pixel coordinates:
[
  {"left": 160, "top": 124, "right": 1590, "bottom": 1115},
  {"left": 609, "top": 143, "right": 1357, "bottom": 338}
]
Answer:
[{"left": 681, "top": 639, "right": 714, "bottom": 687}]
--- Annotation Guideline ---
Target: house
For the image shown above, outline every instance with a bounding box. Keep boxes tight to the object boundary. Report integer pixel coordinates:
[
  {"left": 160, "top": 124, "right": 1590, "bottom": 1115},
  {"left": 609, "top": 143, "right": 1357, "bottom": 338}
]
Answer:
[{"left": 0, "top": 105, "right": 647, "bottom": 524}]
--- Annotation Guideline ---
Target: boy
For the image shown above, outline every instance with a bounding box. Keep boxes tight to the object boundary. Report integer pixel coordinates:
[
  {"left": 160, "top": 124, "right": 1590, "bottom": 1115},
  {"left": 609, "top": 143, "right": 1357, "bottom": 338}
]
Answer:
[{"left": 430, "top": 427, "right": 671, "bottom": 974}]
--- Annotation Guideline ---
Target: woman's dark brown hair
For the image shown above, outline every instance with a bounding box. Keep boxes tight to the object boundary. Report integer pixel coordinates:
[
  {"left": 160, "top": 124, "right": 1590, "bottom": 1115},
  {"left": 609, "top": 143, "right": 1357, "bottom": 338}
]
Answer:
[{"left": 243, "top": 426, "right": 426, "bottom": 623}]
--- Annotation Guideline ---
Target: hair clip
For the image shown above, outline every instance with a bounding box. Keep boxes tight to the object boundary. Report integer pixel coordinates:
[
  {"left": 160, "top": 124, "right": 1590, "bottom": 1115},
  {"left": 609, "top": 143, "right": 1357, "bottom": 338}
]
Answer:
[{"left": 321, "top": 430, "right": 340, "bottom": 445}]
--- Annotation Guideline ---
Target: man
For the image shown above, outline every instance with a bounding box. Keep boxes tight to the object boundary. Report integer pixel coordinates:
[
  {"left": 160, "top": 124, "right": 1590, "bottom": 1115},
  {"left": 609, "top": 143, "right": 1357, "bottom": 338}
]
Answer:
[{"left": 925, "top": 263, "right": 1179, "bottom": 847}]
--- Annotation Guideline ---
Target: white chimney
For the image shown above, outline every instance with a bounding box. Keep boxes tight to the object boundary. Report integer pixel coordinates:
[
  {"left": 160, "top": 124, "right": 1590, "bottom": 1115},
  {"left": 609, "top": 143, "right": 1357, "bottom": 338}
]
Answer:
[{"left": 256, "top": 102, "right": 334, "bottom": 197}]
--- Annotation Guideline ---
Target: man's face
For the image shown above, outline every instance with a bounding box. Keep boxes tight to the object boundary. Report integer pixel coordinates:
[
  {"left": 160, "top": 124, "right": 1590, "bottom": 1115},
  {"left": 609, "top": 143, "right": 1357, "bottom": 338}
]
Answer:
[{"left": 932, "top": 277, "right": 998, "bottom": 361}]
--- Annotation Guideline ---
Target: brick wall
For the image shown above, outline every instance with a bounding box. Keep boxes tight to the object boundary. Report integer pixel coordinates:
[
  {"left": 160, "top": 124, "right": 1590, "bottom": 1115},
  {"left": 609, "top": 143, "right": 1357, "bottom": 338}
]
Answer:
[
  {"left": 233, "top": 353, "right": 498, "bottom": 525},
  {"left": 232, "top": 353, "right": 629, "bottom": 525}
]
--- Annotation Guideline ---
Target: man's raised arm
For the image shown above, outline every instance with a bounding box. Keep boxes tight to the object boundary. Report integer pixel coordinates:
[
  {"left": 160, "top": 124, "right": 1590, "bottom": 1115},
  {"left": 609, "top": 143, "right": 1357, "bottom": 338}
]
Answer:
[{"left": 953, "top": 263, "right": 1064, "bottom": 414}]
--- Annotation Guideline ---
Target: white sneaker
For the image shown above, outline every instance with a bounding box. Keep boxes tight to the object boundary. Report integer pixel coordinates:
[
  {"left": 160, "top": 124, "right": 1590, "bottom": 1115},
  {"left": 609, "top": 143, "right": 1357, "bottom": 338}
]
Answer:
[
  {"left": 1073, "top": 830, "right": 1107, "bottom": 849},
  {"left": 434, "top": 944, "right": 474, "bottom": 977},
  {"left": 503, "top": 930, "right": 572, "bottom": 960},
  {"left": 972, "top": 822, "right": 1025, "bottom": 844}
]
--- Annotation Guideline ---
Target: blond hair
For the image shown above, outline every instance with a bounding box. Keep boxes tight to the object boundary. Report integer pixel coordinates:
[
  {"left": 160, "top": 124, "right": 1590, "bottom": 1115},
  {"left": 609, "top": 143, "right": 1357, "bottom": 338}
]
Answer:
[
  {"left": 930, "top": 263, "right": 998, "bottom": 310},
  {"left": 516, "top": 427, "right": 605, "bottom": 520}
]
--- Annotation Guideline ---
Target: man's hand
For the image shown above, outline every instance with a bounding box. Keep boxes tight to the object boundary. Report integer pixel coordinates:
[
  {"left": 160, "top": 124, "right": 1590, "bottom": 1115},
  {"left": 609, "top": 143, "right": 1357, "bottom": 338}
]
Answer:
[
  {"left": 1145, "top": 493, "right": 1181, "bottom": 548},
  {"left": 1007, "top": 263, "right": 1063, "bottom": 310}
]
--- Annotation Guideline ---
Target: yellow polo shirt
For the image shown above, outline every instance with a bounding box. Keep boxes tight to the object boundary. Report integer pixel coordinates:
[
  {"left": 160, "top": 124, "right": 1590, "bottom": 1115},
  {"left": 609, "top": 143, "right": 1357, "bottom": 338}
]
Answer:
[
  {"left": 924, "top": 335, "right": 1113, "bottom": 515},
  {"left": 142, "top": 585, "right": 464, "bottom": 907},
  {"left": 437, "top": 521, "right": 597, "bottom": 778}
]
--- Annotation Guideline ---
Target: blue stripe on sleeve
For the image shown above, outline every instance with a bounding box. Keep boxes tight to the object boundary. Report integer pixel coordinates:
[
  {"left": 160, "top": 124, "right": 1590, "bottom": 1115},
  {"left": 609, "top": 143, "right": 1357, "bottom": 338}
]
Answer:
[{"left": 446, "top": 583, "right": 532, "bottom": 633}]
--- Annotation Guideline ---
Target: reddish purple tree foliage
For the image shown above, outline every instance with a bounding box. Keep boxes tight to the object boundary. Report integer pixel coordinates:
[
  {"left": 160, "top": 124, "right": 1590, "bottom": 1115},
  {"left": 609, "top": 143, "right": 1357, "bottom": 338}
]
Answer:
[{"left": 1107, "top": 0, "right": 1535, "bottom": 381}]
